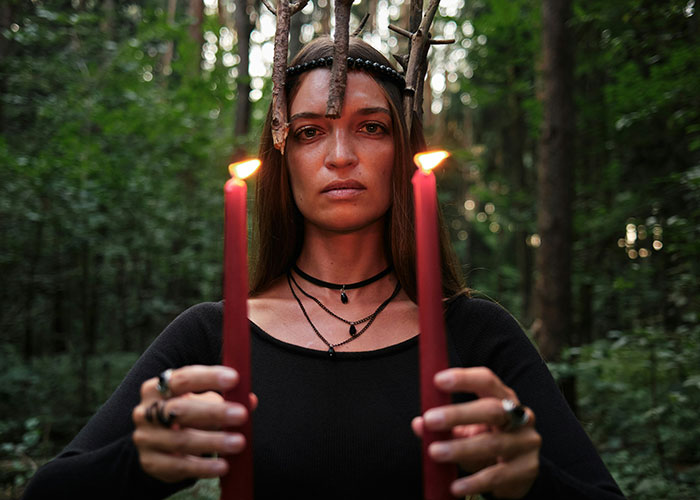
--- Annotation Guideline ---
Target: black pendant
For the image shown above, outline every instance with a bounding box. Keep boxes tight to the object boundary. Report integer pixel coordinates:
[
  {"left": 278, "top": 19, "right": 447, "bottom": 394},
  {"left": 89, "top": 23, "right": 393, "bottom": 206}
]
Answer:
[
  {"left": 328, "top": 346, "right": 335, "bottom": 357},
  {"left": 340, "top": 290, "right": 348, "bottom": 304},
  {"left": 349, "top": 324, "right": 357, "bottom": 336}
]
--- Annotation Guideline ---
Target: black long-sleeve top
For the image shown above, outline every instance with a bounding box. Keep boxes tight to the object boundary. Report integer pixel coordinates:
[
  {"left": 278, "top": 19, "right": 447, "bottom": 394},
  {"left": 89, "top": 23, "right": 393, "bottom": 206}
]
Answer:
[{"left": 23, "top": 296, "right": 625, "bottom": 499}]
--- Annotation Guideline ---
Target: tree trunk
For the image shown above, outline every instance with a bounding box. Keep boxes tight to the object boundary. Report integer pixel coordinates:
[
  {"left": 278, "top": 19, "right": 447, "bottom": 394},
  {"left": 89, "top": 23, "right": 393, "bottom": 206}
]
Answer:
[
  {"left": 23, "top": 217, "right": 44, "bottom": 360},
  {"left": 188, "top": 0, "right": 204, "bottom": 72},
  {"left": 161, "top": 0, "right": 178, "bottom": 77},
  {"left": 234, "top": 0, "right": 252, "bottom": 137},
  {"left": 533, "top": 0, "right": 575, "bottom": 362},
  {"left": 505, "top": 67, "right": 533, "bottom": 321},
  {"left": 219, "top": 0, "right": 230, "bottom": 27},
  {"left": 367, "top": 0, "right": 378, "bottom": 31},
  {"left": 289, "top": 7, "right": 303, "bottom": 60},
  {"left": 100, "top": 0, "right": 114, "bottom": 38},
  {"left": 0, "top": 2, "right": 14, "bottom": 133},
  {"left": 321, "top": 0, "right": 331, "bottom": 35}
]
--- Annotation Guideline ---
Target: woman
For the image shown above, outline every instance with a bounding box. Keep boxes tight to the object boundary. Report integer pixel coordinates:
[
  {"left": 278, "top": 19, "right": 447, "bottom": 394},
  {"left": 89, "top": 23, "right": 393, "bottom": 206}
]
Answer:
[{"left": 23, "top": 36, "right": 624, "bottom": 499}]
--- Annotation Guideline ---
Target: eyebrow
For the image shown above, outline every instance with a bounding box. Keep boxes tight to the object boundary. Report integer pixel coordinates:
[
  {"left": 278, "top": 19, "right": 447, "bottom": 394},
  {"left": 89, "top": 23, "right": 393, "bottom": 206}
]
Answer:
[{"left": 289, "top": 107, "right": 391, "bottom": 122}]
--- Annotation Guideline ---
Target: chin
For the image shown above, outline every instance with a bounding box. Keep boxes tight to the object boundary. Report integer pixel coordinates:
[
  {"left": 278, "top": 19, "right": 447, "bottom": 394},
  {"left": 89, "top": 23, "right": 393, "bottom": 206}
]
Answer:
[{"left": 308, "top": 211, "right": 387, "bottom": 234}]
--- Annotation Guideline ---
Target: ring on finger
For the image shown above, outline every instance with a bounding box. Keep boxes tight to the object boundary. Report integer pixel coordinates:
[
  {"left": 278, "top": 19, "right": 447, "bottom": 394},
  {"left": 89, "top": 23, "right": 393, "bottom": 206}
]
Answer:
[
  {"left": 145, "top": 401, "right": 177, "bottom": 428},
  {"left": 155, "top": 401, "right": 177, "bottom": 428},
  {"left": 145, "top": 401, "right": 158, "bottom": 424},
  {"left": 501, "top": 398, "right": 530, "bottom": 431},
  {"left": 157, "top": 368, "right": 174, "bottom": 399}
]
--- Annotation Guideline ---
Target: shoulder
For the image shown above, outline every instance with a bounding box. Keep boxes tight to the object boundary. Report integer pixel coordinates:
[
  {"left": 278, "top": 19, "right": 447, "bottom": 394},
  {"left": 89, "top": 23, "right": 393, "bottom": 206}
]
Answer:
[
  {"left": 444, "top": 295, "right": 539, "bottom": 367},
  {"left": 154, "top": 302, "right": 224, "bottom": 365},
  {"left": 445, "top": 295, "right": 523, "bottom": 334}
]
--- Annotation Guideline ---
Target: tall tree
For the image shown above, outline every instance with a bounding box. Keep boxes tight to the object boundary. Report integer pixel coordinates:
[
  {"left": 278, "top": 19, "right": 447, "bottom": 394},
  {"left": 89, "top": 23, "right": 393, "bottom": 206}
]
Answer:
[
  {"left": 234, "top": 0, "right": 253, "bottom": 138},
  {"left": 162, "top": 0, "right": 178, "bottom": 76},
  {"left": 533, "top": 0, "right": 575, "bottom": 362},
  {"left": 188, "top": 0, "right": 204, "bottom": 72}
]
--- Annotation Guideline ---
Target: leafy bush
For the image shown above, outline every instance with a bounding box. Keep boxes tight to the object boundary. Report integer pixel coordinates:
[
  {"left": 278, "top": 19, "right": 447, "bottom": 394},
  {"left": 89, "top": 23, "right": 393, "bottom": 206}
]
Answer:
[{"left": 550, "top": 325, "right": 700, "bottom": 499}]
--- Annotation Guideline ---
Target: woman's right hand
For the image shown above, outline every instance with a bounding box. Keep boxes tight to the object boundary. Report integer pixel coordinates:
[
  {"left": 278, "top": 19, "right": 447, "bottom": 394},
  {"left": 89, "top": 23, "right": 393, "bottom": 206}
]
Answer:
[{"left": 132, "top": 365, "right": 255, "bottom": 483}]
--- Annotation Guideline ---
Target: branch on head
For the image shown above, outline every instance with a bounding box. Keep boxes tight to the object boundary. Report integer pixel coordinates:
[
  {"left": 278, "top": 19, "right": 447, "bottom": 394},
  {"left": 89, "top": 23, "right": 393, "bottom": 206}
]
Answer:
[{"left": 269, "top": 0, "right": 310, "bottom": 153}]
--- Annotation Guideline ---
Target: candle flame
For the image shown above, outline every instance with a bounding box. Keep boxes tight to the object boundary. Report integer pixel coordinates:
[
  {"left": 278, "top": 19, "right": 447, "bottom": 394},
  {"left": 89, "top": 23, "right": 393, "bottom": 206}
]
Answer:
[
  {"left": 229, "top": 159, "right": 261, "bottom": 180},
  {"left": 414, "top": 150, "right": 450, "bottom": 172}
]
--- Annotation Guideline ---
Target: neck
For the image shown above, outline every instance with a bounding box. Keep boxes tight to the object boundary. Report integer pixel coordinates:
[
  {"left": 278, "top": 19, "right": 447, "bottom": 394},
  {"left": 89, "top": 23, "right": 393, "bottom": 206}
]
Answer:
[{"left": 296, "top": 220, "right": 388, "bottom": 285}]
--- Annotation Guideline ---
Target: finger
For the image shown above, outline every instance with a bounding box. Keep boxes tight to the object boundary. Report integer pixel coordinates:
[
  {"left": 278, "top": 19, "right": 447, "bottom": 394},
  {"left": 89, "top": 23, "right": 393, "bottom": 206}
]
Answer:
[
  {"left": 139, "top": 449, "right": 229, "bottom": 483},
  {"left": 141, "top": 366, "right": 239, "bottom": 400},
  {"left": 433, "top": 367, "right": 517, "bottom": 401},
  {"left": 424, "top": 398, "right": 512, "bottom": 431},
  {"left": 429, "top": 427, "right": 541, "bottom": 465},
  {"left": 452, "top": 423, "right": 490, "bottom": 439},
  {"left": 411, "top": 416, "right": 424, "bottom": 438},
  {"left": 250, "top": 392, "right": 259, "bottom": 411},
  {"left": 133, "top": 427, "right": 246, "bottom": 456},
  {"left": 449, "top": 449, "right": 540, "bottom": 499},
  {"left": 164, "top": 398, "right": 249, "bottom": 430},
  {"left": 413, "top": 417, "right": 491, "bottom": 440}
]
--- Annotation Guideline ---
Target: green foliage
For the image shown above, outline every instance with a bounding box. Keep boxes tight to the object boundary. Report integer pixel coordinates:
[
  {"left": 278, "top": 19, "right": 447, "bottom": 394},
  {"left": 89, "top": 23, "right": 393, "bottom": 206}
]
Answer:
[
  {"left": 0, "top": 345, "right": 139, "bottom": 497},
  {"left": 550, "top": 321, "right": 700, "bottom": 499}
]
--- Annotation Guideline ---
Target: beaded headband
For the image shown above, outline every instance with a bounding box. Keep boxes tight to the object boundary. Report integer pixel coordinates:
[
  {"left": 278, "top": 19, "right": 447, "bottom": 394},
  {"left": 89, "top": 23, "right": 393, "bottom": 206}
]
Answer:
[{"left": 285, "top": 56, "right": 406, "bottom": 88}]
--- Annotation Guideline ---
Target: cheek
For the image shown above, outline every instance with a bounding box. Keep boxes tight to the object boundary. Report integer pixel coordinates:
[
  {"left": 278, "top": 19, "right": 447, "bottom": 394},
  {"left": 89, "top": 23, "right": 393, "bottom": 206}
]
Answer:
[{"left": 289, "top": 172, "right": 306, "bottom": 207}]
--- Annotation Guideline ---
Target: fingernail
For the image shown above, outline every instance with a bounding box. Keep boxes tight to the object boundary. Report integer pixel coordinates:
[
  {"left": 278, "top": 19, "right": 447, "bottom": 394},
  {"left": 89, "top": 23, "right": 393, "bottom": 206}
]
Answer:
[
  {"left": 219, "top": 369, "right": 238, "bottom": 387},
  {"left": 435, "top": 371, "right": 455, "bottom": 388},
  {"left": 452, "top": 478, "right": 474, "bottom": 496},
  {"left": 424, "top": 409, "right": 445, "bottom": 427},
  {"left": 429, "top": 442, "right": 451, "bottom": 460},
  {"left": 225, "top": 405, "right": 246, "bottom": 424},
  {"left": 224, "top": 434, "right": 244, "bottom": 451}
]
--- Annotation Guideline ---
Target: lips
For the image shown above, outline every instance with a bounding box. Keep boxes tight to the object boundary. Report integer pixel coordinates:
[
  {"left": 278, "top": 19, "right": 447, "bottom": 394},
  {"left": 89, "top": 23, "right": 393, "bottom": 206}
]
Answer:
[{"left": 321, "top": 179, "right": 366, "bottom": 193}]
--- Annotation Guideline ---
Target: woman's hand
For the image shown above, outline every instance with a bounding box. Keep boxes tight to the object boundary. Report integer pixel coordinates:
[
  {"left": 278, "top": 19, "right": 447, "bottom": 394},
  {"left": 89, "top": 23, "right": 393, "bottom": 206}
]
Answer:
[
  {"left": 412, "top": 367, "right": 541, "bottom": 499},
  {"left": 132, "top": 365, "right": 256, "bottom": 483}
]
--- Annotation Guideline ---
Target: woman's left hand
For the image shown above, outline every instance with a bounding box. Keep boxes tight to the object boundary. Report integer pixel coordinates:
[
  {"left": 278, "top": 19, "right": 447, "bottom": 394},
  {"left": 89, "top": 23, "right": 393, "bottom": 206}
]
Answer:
[{"left": 411, "top": 367, "right": 541, "bottom": 499}]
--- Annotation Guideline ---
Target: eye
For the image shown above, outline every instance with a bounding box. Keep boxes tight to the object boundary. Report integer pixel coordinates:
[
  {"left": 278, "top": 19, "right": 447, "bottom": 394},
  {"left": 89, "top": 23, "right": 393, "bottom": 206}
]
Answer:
[
  {"left": 295, "top": 127, "right": 319, "bottom": 140},
  {"left": 360, "top": 122, "right": 388, "bottom": 135}
]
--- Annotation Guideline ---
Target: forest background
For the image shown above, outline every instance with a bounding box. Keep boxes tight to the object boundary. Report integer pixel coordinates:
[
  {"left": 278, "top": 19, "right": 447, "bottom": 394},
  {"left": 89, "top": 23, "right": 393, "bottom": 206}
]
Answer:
[{"left": 1, "top": 0, "right": 698, "bottom": 499}]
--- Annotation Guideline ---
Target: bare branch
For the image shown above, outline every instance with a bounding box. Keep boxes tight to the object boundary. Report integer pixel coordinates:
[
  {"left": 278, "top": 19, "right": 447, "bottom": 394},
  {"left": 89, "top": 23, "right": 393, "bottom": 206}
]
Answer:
[
  {"left": 352, "top": 13, "right": 371, "bottom": 36},
  {"left": 261, "top": 0, "right": 276, "bottom": 15},
  {"left": 388, "top": 23, "right": 412, "bottom": 38},
  {"left": 393, "top": 53, "right": 409, "bottom": 72},
  {"left": 271, "top": 0, "right": 291, "bottom": 152},
  {"left": 403, "top": 0, "right": 442, "bottom": 133},
  {"left": 430, "top": 38, "right": 455, "bottom": 45},
  {"left": 325, "top": 0, "right": 353, "bottom": 118},
  {"left": 290, "top": 0, "right": 310, "bottom": 15},
  {"left": 409, "top": 0, "right": 422, "bottom": 33},
  {"left": 414, "top": 42, "right": 430, "bottom": 124},
  {"left": 262, "top": 0, "right": 309, "bottom": 16}
]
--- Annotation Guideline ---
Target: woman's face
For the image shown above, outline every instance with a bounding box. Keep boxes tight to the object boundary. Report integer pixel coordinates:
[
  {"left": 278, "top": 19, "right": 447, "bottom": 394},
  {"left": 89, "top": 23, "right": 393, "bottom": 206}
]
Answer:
[{"left": 286, "top": 69, "right": 395, "bottom": 234}]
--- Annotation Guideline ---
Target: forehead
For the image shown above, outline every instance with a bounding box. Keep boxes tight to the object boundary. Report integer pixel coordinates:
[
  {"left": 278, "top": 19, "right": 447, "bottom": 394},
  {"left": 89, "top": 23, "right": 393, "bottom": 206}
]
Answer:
[{"left": 289, "top": 69, "right": 390, "bottom": 116}]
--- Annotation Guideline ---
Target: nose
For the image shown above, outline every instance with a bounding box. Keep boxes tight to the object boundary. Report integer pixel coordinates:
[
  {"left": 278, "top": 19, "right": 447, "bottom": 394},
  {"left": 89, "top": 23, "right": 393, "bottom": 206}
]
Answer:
[{"left": 324, "top": 129, "right": 358, "bottom": 170}]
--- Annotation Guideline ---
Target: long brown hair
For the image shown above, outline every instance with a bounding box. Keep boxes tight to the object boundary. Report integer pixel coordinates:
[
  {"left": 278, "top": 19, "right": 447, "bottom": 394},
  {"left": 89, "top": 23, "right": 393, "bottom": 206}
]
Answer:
[{"left": 250, "top": 36, "right": 466, "bottom": 302}]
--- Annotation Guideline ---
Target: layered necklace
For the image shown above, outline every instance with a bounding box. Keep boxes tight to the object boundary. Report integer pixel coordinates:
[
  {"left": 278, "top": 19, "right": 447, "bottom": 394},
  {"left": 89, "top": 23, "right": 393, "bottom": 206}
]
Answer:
[
  {"left": 287, "top": 269, "right": 401, "bottom": 357},
  {"left": 292, "top": 264, "right": 393, "bottom": 304}
]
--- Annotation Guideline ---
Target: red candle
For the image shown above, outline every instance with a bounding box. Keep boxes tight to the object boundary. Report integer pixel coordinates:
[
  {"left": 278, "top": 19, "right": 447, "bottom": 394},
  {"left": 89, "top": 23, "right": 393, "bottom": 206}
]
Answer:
[
  {"left": 221, "top": 159, "right": 260, "bottom": 500},
  {"left": 412, "top": 151, "right": 456, "bottom": 500}
]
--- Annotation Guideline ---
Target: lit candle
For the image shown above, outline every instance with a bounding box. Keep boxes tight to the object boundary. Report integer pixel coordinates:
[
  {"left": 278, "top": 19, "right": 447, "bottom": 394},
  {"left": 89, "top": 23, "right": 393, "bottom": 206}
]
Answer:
[
  {"left": 221, "top": 158, "right": 260, "bottom": 500},
  {"left": 412, "top": 151, "right": 456, "bottom": 500}
]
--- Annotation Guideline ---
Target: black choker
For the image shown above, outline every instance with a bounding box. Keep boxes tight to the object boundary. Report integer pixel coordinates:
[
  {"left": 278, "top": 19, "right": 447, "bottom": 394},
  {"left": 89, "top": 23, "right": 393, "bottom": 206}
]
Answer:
[{"left": 292, "top": 264, "right": 393, "bottom": 304}]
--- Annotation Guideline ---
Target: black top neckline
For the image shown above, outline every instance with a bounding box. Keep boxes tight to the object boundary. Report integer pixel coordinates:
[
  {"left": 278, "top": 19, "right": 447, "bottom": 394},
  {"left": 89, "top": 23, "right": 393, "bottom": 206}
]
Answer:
[{"left": 249, "top": 320, "right": 419, "bottom": 359}]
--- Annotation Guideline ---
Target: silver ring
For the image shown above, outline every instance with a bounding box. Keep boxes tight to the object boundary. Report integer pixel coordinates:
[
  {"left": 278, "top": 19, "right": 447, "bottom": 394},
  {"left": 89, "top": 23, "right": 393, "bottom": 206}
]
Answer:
[
  {"left": 501, "top": 398, "right": 529, "bottom": 431},
  {"left": 157, "top": 369, "right": 174, "bottom": 399}
]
